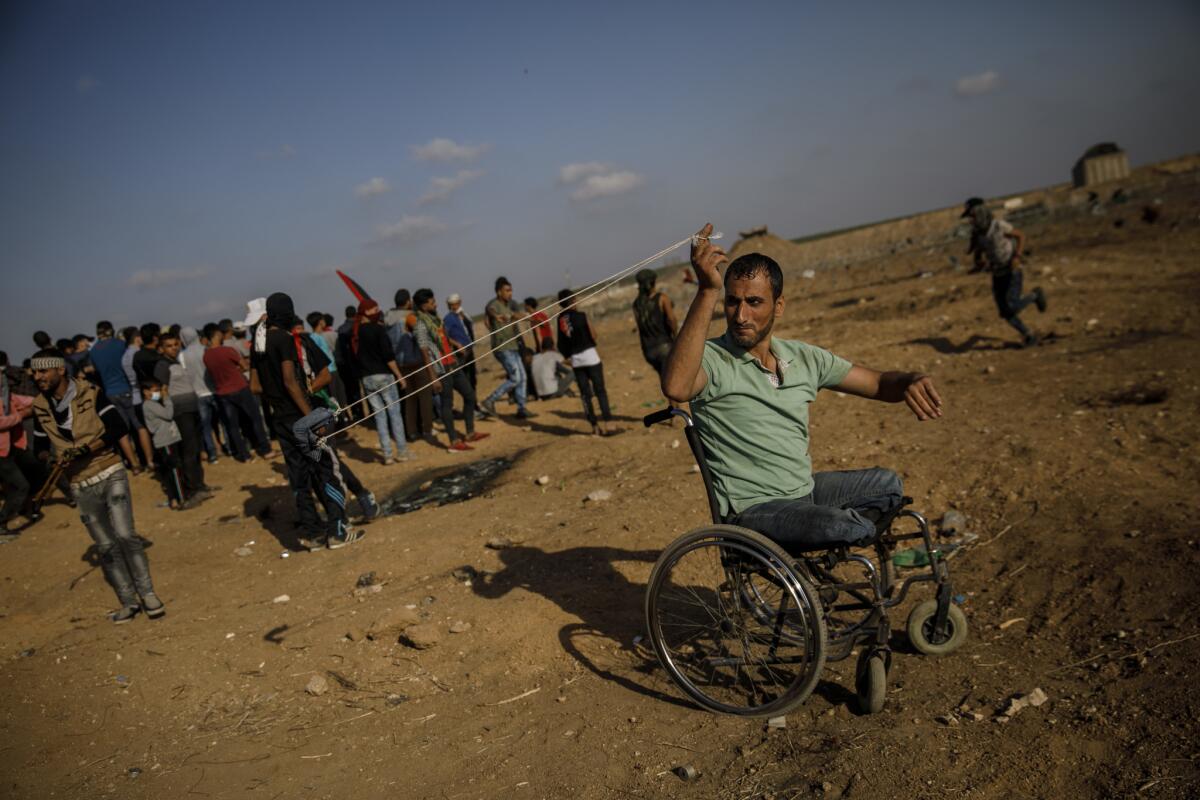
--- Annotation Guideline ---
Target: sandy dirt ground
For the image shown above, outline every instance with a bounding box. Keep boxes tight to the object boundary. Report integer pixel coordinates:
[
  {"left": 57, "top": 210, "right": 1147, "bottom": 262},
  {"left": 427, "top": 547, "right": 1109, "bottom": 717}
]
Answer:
[{"left": 2, "top": 162, "right": 1199, "bottom": 799}]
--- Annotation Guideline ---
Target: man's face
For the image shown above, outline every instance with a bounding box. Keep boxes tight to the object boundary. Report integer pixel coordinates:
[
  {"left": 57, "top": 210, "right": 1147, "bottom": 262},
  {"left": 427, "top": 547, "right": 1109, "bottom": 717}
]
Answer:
[
  {"left": 448, "top": 300, "right": 461, "bottom": 313},
  {"left": 724, "top": 271, "right": 783, "bottom": 350},
  {"left": 421, "top": 296, "right": 438, "bottom": 313},
  {"left": 34, "top": 366, "right": 64, "bottom": 394},
  {"left": 497, "top": 285, "right": 513, "bottom": 303},
  {"left": 160, "top": 337, "right": 181, "bottom": 360},
  {"left": 970, "top": 205, "right": 989, "bottom": 230}
]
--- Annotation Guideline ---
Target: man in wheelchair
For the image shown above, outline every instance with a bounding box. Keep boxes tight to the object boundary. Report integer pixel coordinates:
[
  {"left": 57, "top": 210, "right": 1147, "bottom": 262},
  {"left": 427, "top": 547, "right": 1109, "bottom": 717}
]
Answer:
[{"left": 661, "top": 224, "right": 944, "bottom": 551}]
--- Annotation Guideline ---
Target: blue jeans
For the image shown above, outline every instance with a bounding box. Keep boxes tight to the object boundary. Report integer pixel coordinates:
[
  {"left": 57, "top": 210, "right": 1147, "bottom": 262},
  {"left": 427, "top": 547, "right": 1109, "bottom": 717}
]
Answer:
[
  {"left": 992, "top": 269, "right": 1036, "bottom": 338},
  {"left": 362, "top": 373, "right": 408, "bottom": 459},
  {"left": 197, "top": 394, "right": 222, "bottom": 459},
  {"left": 73, "top": 468, "right": 155, "bottom": 605},
  {"left": 733, "top": 468, "right": 903, "bottom": 550},
  {"left": 486, "top": 349, "right": 527, "bottom": 411}
]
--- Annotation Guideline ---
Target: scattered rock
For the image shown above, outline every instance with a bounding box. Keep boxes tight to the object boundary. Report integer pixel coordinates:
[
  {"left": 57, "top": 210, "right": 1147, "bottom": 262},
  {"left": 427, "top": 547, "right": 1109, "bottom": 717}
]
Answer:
[
  {"left": 999, "top": 687, "right": 1049, "bottom": 720},
  {"left": 449, "top": 620, "right": 471, "bottom": 634},
  {"left": 535, "top": 475, "right": 550, "bottom": 486},
  {"left": 368, "top": 607, "right": 421, "bottom": 640},
  {"left": 486, "top": 536, "right": 514, "bottom": 550},
  {"left": 767, "top": 715, "right": 787, "bottom": 729},
  {"left": 233, "top": 546, "right": 253, "bottom": 557},
  {"left": 671, "top": 439, "right": 680, "bottom": 449},
  {"left": 419, "top": 480, "right": 433, "bottom": 491},
  {"left": 127, "top": 767, "right": 142, "bottom": 779},
  {"left": 451, "top": 567, "right": 476, "bottom": 583},
  {"left": 1125, "top": 530, "right": 1141, "bottom": 539},
  {"left": 356, "top": 571, "right": 379, "bottom": 588},
  {"left": 983, "top": 365, "right": 995, "bottom": 375},
  {"left": 385, "top": 693, "right": 408, "bottom": 707},
  {"left": 1085, "top": 318, "right": 1100, "bottom": 329},
  {"left": 585, "top": 489, "right": 612, "bottom": 503},
  {"left": 801, "top": 269, "right": 816, "bottom": 279},
  {"left": 305, "top": 674, "right": 329, "bottom": 696},
  {"left": 401, "top": 623, "right": 441, "bottom": 650},
  {"left": 273, "top": 594, "right": 290, "bottom": 604},
  {"left": 940, "top": 510, "right": 967, "bottom": 535},
  {"left": 346, "top": 625, "right": 366, "bottom": 642},
  {"left": 934, "top": 714, "right": 959, "bottom": 727}
]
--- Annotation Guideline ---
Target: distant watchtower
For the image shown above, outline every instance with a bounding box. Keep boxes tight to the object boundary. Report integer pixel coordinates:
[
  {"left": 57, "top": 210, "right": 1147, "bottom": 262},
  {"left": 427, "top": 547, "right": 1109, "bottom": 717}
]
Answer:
[{"left": 1072, "top": 142, "right": 1130, "bottom": 188}]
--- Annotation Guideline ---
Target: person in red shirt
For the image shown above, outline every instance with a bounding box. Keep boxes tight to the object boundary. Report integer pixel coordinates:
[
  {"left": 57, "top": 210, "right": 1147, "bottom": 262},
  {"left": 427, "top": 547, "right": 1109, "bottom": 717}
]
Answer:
[{"left": 202, "top": 325, "right": 273, "bottom": 461}]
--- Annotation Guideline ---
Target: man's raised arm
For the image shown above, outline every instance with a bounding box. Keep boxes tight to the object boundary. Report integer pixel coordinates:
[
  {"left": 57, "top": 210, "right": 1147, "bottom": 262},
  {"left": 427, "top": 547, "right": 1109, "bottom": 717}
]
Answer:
[{"left": 661, "top": 223, "right": 727, "bottom": 403}]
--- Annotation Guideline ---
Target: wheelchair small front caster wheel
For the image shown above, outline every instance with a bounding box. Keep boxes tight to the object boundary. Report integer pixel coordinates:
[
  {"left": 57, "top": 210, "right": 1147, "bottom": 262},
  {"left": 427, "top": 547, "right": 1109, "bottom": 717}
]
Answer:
[
  {"left": 906, "top": 598, "right": 968, "bottom": 656},
  {"left": 855, "top": 649, "right": 887, "bottom": 715}
]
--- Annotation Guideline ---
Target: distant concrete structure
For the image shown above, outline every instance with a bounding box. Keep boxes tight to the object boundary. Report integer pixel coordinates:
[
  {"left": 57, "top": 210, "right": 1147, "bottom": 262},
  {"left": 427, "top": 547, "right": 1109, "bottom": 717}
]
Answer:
[{"left": 1072, "top": 142, "right": 1130, "bottom": 188}]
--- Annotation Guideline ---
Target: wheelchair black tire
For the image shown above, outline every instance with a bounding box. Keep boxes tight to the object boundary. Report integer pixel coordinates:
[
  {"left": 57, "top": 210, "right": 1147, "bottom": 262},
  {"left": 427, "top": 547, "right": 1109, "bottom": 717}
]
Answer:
[
  {"left": 644, "top": 525, "right": 828, "bottom": 717},
  {"left": 906, "top": 599, "right": 968, "bottom": 656},
  {"left": 855, "top": 649, "right": 887, "bottom": 714}
]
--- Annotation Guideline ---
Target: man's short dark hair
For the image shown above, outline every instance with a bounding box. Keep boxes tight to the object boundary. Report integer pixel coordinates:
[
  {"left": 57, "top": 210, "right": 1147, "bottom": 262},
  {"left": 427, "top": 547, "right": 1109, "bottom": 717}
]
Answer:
[
  {"left": 72, "top": 334, "right": 91, "bottom": 346},
  {"left": 413, "top": 288, "right": 434, "bottom": 308},
  {"left": 139, "top": 322, "right": 160, "bottom": 344},
  {"left": 495, "top": 276, "right": 511, "bottom": 293},
  {"left": 218, "top": 318, "right": 234, "bottom": 334},
  {"left": 0, "top": 351, "right": 7, "bottom": 368},
  {"left": 306, "top": 311, "right": 324, "bottom": 330},
  {"left": 323, "top": 313, "right": 334, "bottom": 327},
  {"left": 540, "top": 337, "right": 555, "bottom": 353},
  {"left": 160, "top": 330, "right": 180, "bottom": 344},
  {"left": 121, "top": 326, "right": 139, "bottom": 344},
  {"left": 344, "top": 305, "right": 356, "bottom": 319},
  {"left": 524, "top": 296, "right": 537, "bottom": 309},
  {"left": 55, "top": 338, "right": 74, "bottom": 352},
  {"left": 725, "top": 253, "right": 784, "bottom": 300},
  {"left": 33, "top": 331, "right": 51, "bottom": 348},
  {"left": 96, "top": 320, "right": 114, "bottom": 336},
  {"left": 168, "top": 324, "right": 181, "bottom": 338},
  {"left": 394, "top": 289, "right": 410, "bottom": 308},
  {"left": 557, "top": 288, "right": 572, "bottom": 302},
  {"left": 202, "top": 322, "right": 220, "bottom": 340}
]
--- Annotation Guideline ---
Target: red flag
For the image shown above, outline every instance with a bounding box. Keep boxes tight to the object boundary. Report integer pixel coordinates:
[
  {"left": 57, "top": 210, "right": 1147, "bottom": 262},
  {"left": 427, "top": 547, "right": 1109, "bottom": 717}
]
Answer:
[{"left": 336, "top": 270, "right": 373, "bottom": 303}]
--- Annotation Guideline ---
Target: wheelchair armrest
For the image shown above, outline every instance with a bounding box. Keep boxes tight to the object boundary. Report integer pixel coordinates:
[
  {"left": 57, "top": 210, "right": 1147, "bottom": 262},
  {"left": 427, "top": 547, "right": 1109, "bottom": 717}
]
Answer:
[{"left": 643, "top": 408, "right": 674, "bottom": 427}]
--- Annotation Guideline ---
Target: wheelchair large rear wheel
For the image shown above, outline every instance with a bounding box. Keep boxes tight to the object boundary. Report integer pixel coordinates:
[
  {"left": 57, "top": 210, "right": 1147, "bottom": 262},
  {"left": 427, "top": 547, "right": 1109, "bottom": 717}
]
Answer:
[{"left": 645, "top": 525, "right": 827, "bottom": 717}]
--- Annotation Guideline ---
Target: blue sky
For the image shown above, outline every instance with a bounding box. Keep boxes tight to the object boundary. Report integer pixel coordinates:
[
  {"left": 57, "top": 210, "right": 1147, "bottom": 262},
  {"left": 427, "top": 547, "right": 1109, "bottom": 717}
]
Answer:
[{"left": 2, "top": 0, "right": 1197, "bottom": 358}]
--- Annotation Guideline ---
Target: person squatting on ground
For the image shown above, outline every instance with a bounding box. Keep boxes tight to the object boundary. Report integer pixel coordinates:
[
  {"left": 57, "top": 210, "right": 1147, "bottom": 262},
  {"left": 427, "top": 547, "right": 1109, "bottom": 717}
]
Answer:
[
  {"left": 481, "top": 277, "right": 532, "bottom": 419},
  {"left": 661, "top": 223, "right": 944, "bottom": 549},
  {"left": 962, "top": 197, "right": 1047, "bottom": 348},
  {"left": 556, "top": 288, "right": 613, "bottom": 436},
  {"left": 140, "top": 377, "right": 189, "bottom": 509},
  {"left": 530, "top": 337, "right": 575, "bottom": 400},
  {"left": 412, "top": 289, "right": 487, "bottom": 451},
  {"left": 351, "top": 299, "right": 412, "bottom": 464},
  {"left": 250, "top": 292, "right": 374, "bottom": 550},
  {"left": 29, "top": 350, "right": 165, "bottom": 623}
]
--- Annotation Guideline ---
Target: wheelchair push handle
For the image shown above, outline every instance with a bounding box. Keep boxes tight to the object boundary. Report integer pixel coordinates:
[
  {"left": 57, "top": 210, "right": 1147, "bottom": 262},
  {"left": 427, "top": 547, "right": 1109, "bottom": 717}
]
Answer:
[{"left": 643, "top": 407, "right": 694, "bottom": 428}]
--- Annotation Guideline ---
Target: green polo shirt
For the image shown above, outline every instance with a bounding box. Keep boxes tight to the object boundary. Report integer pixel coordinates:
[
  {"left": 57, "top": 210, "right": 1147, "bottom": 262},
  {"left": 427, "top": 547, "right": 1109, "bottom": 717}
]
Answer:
[{"left": 689, "top": 333, "right": 852, "bottom": 518}]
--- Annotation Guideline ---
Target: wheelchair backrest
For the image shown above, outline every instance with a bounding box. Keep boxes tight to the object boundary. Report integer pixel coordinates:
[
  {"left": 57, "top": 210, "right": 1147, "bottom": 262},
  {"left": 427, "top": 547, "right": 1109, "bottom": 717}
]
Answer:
[{"left": 642, "top": 407, "right": 723, "bottom": 524}]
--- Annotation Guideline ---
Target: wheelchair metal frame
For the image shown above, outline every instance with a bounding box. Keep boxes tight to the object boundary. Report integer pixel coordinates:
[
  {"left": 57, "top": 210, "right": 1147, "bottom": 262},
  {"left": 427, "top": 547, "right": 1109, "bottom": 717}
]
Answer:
[{"left": 643, "top": 405, "right": 958, "bottom": 708}]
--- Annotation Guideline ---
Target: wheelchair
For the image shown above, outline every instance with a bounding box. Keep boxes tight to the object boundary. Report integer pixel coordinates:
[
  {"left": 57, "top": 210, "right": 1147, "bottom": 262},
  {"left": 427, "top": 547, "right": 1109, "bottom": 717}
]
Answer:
[{"left": 642, "top": 407, "right": 967, "bottom": 718}]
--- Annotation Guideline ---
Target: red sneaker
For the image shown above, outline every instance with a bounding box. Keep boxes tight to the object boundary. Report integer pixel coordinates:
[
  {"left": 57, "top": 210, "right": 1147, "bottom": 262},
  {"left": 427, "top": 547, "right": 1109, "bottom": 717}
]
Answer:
[
  {"left": 448, "top": 440, "right": 475, "bottom": 452},
  {"left": 465, "top": 432, "right": 490, "bottom": 442}
]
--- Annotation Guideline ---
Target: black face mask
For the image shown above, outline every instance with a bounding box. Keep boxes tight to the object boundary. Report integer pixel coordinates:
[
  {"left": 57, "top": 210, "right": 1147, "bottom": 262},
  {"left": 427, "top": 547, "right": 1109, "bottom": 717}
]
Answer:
[{"left": 266, "top": 292, "right": 295, "bottom": 329}]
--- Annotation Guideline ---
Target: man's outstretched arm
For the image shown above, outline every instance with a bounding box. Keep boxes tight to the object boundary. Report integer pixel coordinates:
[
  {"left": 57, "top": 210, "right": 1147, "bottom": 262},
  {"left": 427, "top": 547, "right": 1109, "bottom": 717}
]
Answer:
[
  {"left": 661, "top": 223, "right": 726, "bottom": 403},
  {"left": 835, "top": 365, "right": 943, "bottom": 421}
]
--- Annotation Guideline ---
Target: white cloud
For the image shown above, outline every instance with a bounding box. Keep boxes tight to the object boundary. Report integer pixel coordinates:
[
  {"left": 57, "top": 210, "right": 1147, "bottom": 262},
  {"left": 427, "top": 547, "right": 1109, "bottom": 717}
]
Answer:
[
  {"left": 373, "top": 215, "right": 448, "bottom": 245},
  {"left": 76, "top": 75, "right": 99, "bottom": 94},
  {"left": 954, "top": 70, "right": 1001, "bottom": 97},
  {"left": 194, "top": 299, "right": 232, "bottom": 317},
  {"left": 558, "top": 162, "right": 610, "bottom": 184},
  {"left": 558, "top": 161, "right": 645, "bottom": 201},
  {"left": 419, "top": 169, "right": 484, "bottom": 205},
  {"left": 412, "top": 137, "right": 490, "bottom": 162},
  {"left": 127, "top": 266, "right": 212, "bottom": 290},
  {"left": 355, "top": 177, "right": 391, "bottom": 198},
  {"left": 572, "top": 171, "right": 645, "bottom": 201}
]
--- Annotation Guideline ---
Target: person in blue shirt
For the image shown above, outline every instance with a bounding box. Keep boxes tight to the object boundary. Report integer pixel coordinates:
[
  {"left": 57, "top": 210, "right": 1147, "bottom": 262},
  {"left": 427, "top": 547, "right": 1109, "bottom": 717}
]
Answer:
[{"left": 87, "top": 321, "right": 142, "bottom": 470}]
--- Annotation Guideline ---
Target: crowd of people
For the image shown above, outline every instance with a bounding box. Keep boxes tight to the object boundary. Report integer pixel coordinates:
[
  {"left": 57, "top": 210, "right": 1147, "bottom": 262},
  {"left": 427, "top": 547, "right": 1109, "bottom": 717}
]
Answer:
[{"left": 0, "top": 274, "right": 664, "bottom": 624}]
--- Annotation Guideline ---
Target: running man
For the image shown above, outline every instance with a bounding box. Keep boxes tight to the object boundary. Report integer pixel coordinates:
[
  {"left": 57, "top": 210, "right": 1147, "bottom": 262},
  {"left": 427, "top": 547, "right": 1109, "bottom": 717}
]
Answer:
[{"left": 962, "top": 197, "right": 1047, "bottom": 348}]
